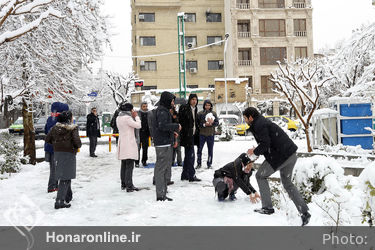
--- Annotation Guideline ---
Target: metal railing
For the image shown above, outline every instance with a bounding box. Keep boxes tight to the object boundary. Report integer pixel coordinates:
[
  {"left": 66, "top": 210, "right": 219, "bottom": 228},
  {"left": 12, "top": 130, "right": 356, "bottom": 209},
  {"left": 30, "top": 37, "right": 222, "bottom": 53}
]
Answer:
[
  {"left": 294, "top": 31, "right": 306, "bottom": 37},
  {"left": 238, "top": 60, "right": 252, "bottom": 66},
  {"left": 236, "top": 3, "right": 250, "bottom": 9},
  {"left": 238, "top": 32, "right": 251, "bottom": 38},
  {"left": 293, "top": 2, "right": 306, "bottom": 8}
]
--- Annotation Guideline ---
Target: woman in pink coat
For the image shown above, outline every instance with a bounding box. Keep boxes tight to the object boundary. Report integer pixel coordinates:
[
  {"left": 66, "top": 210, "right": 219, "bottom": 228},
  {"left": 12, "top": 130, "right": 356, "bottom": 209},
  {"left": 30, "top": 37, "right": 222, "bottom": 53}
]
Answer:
[{"left": 116, "top": 102, "right": 142, "bottom": 192}]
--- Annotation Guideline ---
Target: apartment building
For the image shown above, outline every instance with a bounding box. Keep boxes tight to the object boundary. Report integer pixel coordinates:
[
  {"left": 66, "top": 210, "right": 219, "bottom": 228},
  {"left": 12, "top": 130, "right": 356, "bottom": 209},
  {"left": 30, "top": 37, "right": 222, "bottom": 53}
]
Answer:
[
  {"left": 131, "top": 0, "right": 225, "bottom": 91},
  {"left": 225, "top": 0, "right": 313, "bottom": 113}
]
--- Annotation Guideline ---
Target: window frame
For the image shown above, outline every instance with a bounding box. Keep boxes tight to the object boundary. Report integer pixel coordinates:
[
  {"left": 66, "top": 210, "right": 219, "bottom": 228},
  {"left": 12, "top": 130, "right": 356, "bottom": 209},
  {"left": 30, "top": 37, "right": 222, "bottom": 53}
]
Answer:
[
  {"left": 140, "top": 61, "right": 157, "bottom": 71},
  {"left": 260, "top": 47, "right": 287, "bottom": 65},
  {"left": 259, "top": 19, "right": 286, "bottom": 37}
]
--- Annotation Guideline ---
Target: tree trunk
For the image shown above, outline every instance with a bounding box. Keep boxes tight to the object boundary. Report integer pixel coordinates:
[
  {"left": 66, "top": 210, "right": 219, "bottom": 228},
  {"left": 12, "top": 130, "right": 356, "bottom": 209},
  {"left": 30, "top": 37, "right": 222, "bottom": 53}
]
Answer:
[
  {"left": 304, "top": 126, "right": 312, "bottom": 152},
  {"left": 22, "top": 97, "right": 36, "bottom": 165}
]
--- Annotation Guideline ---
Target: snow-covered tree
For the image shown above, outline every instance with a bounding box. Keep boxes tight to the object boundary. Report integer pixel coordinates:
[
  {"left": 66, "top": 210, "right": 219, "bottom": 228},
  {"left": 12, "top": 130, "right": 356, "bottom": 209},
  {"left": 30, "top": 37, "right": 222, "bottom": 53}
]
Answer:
[
  {"left": 105, "top": 71, "right": 137, "bottom": 107},
  {"left": 270, "top": 58, "right": 333, "bottom": 152},
  {"left": 0, "top": 0, "right": 110, "bottom": 164}
]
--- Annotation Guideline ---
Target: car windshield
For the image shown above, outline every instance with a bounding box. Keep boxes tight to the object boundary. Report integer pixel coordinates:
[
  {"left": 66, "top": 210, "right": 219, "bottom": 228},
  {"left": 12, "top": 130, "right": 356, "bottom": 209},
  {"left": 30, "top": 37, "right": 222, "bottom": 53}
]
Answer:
[
  {"left": 222, "top": 118, "right": 238, "bottom": 125},
  {"left": 36, "top": 117, "right": 47, "bottom": 124},
  {"left": 78, "top": 117, "right": 87, "bottom": 122},
  {"left": 14, "top": 119, "right": 23, "bottom": 125}
]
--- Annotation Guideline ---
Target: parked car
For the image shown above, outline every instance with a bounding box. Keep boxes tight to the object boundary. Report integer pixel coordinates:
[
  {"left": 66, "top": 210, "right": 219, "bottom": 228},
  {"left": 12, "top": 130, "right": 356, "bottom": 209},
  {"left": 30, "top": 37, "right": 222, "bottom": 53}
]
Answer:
[
  {"left": 76, "top": 116, "right": 87, "bottom": 131},
  {"left": 235, "top": 123, "right": 250, "bottom": 136},
  {"left": 34, "top": 117, "right": 47, "bottom": 140},
  {"left": 8, "top": 118, "right": 23, "bottom": 134},
  {"left": 265, "top": 115, "right": 299, "bottom": 131},
  {"left": 218, "top": 114, "right": 239, "bottom": 126}
]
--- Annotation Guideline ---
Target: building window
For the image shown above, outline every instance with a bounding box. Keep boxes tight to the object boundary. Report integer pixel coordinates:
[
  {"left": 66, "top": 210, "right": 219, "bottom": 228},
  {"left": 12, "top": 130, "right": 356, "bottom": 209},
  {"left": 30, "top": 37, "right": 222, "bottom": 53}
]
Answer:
[
  {"left": 237, "top": 20, "right": 250, "bottom": 32},
  {"left": 260, "top": 47, "right": 286, "bottom": 65},
  {"left": 141, "top": 85, "right": 157, "bottom": 90},
  {"left": 185, "top": 36, "right": 197, "bottom": 48},
  {"left": 187, "top": 85, "right": 198, "bottom": 88},
  {"left": 140, "top": 61, "right": 157, "bottom": 71},
  {"left": 185, "top": 13, "right": 196, "bottom": 22},
  {"left": 208, "top": 60, "right": 224, "bottom": 70},
  {"left": 261, "top": 76, "right": 275, "bottom": 93},
  {"left": 294, "top": 19, "right": 307, "bottom": 36},
  {"left": 186, "top": 61, "right": 198, "bottom": 70},
  {"left": 208, "top": 84, "right": 215, "bottom": 88},
  {"left": 238, "top": 48, "right": 251, "bottom": 60},
  {"left": 240, "top": 76, "right": 253, "bottom": 93},
  {"left": 140, "top": 36, "right": 156, "bottom": 46},
  {"left": 206, "top": 13, "right": 222, "bottom": 22},
  {"left": 295, "top": 47, "right": 307, "bottom": 59},
  {"left": 139, "top": 13, "right": 155, "bottom": 22},
  {"left": 259, "top": 19, "right": 286, "bottom": 37},
  {"left": 258, "top": 0, "right": 285, "bottom": 8},
  {"left": 207, "top": 36, "right": 222, "bottom": 45}
]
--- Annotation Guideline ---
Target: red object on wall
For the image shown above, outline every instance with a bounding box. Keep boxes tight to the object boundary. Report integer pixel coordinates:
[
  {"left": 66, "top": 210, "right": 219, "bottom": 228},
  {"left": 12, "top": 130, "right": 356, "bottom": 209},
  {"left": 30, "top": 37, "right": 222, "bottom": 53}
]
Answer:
[{"left": 135, "top": 80, "right": 144, "bottom": 87}]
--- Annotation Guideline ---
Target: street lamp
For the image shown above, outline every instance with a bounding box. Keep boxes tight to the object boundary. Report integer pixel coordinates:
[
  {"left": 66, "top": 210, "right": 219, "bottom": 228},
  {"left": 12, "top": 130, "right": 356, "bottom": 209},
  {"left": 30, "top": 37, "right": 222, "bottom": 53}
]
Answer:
[{"left": 224, "top": 33, "right": 229, "bottom": 115}]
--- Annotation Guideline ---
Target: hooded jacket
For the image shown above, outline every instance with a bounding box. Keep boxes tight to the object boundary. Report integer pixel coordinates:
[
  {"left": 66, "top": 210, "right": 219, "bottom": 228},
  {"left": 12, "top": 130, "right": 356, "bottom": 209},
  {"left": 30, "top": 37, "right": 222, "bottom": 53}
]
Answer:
[
  {"left": 178, "top": 93, "right": 200, "bottom": 147},
  {"left": 249, "top": 115, "right": 298, "bottom": 170},
  {"left": 197, "top": 100, "right": 219, "bottom": 137},
  {"left": 45, "top": 123, "right": 82, "bottom": 154},
  {"left": 213, "top": 156, "right": 257, "bottom": 195},
  {"left": 44, "top": 102, "right": 69, "bottom": 153},
  {"left": 153, "top": 92, "right": 180, "bottom": 146}
]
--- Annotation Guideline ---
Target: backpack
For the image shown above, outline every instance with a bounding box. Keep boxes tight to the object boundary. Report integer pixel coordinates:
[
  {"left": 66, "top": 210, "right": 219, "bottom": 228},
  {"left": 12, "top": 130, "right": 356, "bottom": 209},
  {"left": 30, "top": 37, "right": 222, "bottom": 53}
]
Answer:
[{"left": 147, "top": 109, "right": 157, "bottom": 139}]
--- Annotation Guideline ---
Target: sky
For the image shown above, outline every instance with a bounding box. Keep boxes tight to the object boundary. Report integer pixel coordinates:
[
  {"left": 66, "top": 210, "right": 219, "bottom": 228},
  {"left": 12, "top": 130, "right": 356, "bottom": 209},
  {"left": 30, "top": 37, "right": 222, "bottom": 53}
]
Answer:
[{"left": 97, "top": 0, "right": 375, "bottom": 75}]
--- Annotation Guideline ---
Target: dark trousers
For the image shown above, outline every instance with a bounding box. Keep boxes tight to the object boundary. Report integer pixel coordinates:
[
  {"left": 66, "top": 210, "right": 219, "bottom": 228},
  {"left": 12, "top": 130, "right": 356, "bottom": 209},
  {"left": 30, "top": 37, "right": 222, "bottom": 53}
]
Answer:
[
  {"left": 138, "top": 135, "right": 149, "bottom": 164},
  {"left": 56, "top": 180, "right": 72, "bottom": 203},
  {"left": 89, "top": 136, "right": 97, "bottom": 156},
  {"left": 181, "top": 146, "right": 196, "bottom": 180},
  {"left": 47, "top": 153, "right": 58, "bottom": 191},
  {"left": 121, "top": 159, "right": 135, "bottom": 188},
  {"left": 197, "top": 135, "right": 214, "bottom": 166}
]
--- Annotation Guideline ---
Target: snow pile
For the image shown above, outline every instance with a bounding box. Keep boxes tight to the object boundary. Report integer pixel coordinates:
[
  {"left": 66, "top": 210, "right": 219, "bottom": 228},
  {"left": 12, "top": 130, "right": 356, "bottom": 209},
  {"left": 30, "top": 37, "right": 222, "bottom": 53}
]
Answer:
[
  {"left": 316, "top": 144, "right": 372, "bottom": 156},
  {"left": 205, "top": 112, "right": 215, "bottom": 122}
]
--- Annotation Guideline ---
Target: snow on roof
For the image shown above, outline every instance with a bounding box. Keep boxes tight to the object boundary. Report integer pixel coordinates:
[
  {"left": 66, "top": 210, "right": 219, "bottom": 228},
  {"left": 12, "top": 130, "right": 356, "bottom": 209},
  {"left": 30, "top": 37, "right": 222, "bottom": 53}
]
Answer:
[
  {"left": 328, "top": 96, "right": 372, "bottom": 104},
  {"left": 214, "top": 78, "right": 248, "bottom": 84},
  {"left": 132, "top": 87, "right": 214, "bottom": 95},
  {"left": 312, "top": 108, "right": 338, "bottom": 117}
]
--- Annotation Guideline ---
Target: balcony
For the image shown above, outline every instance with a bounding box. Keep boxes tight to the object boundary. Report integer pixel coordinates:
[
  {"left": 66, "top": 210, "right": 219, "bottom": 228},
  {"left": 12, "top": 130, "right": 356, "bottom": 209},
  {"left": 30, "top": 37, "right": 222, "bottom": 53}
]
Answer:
[
  {"left": 293, "top": 2, "right": 306, "bottom": 8},
  {"left": 238, "top": 60, "right": 252, "bottom": 66},
  {"left": 238, "top": 32, "right": 251, "bottom": 38},
  {"left": 236, "top": 3, "right": 251, "bottom": 9},
  {"left": 294, "top": 31, "right": 306, "bottom": 37}
]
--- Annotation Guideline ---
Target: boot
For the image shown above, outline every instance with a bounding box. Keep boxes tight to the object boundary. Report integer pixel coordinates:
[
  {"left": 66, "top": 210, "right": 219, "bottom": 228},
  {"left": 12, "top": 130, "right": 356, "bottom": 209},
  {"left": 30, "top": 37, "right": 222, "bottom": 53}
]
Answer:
[
  {"left": 156, "top": 196, "right": 173, "bottom": 201},
  {"left": 189, "top": 176, "right": 201, "bottom": 182},
  {"left": 196, "top": 164, "right": 201, "bottom": 169},
  {"left": 254, "top": 207, "right": 275, "bottom": 215},
  {"left": 55, "top": 200, "right": 71, "bottom": 209},
  {"left": 229, "top": 193, "right": 237, "bottom": 201},
  {"left": 126, "top": 186, "right": 139, "bottom": 192},
  {"left": 301, "top": 212, "right": 311, "bottom": 226},
  {"left": 167, "top": 181, "right": 174, "bottom": 186}
]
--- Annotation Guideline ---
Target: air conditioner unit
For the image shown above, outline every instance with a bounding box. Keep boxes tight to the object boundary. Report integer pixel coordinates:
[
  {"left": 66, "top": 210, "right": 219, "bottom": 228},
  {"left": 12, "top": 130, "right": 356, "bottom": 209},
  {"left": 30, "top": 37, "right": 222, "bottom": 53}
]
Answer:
[
  {"left": 189, "top": 68, "right": 197, "bottom": 73},
  {"left": 139, "top": 14, "right": 145, "bottom": 20},
  {"left": 140, "top": 61, "right": 145, "bottom": 66},
  {"left": 219, "top": 60, "right": 224, "bottom": 65}
]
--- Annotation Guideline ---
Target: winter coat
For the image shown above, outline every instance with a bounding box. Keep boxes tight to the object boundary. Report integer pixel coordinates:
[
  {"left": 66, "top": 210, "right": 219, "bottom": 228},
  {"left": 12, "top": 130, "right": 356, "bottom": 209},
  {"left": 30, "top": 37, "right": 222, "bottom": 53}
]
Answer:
[
  {"left": 86, "top": 113, "right": 101, "bottom": 137},
  {"left": 117, "top": 111, "right": 141, "bottom": 160},
  {"left": 153, "top": 92, "right": 180, "bottom": 146},
  {"left": 45, "top": 123, "right": 82, "bottom": 180},
  {"left": 139, "top": 110, "right": 150, "bottom": 139},
  {"left": 214, "top": 156, "right": 257, "bottom": 195},
  {"left": 198, "top": 100, "right": 219, "bottom": 137},
  {"left": 249, "top": 115, "right": 298, "bottom": 170},
  {"left": 110, "top": 109, "right": 119, "bottom": 134},
  {"left": 44, "top": 102, "right": 69, "bottom": 153},
  {"left": 178, "top": 94, "right": 200, "bottom": 147}
]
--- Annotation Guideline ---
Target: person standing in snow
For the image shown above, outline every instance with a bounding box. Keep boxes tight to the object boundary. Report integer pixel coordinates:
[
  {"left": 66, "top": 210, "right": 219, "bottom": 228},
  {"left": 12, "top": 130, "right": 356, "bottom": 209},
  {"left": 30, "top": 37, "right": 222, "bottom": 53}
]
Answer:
[
  {"left": 213, "top": 153, "right": 260, "bottom": 202},
  {"left": 117, "top": 102, "right": 142, "bottom": 192},
  {"left": 45, "top": 111, "right": 82, "bottom": 209},
  {"left": 137, "top": 102, "right": 150, "bottom": 167},
  {"left": 171, "top": 107, "right": 182, "bottom": 167},
  {"left": 86, "top": 107, "right": 101, "bottom": 157},
  {"left": 178, "top": 93, "right": 201, "bottom": 182},
  {"left": 44, "top": 102, "right": 69, "bottom": 193},
  {"left": 243, "top": 107, "right": 311, "bottom": 226},
  {"left": 110, "top": 107, "right": 120, "bottom": 145},
  {"left": 153, "top": 91, "right": 180, "bottom": 201},
  {"left": 196, "top": 100, "right": 219, "bottom": 169}
]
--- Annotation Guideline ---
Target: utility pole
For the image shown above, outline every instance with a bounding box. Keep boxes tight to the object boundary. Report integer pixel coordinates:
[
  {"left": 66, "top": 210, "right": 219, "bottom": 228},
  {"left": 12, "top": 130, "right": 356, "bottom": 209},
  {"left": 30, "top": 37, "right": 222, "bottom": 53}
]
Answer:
[{"left": 177, "top": 13, "right": 187, "bottom": 99}]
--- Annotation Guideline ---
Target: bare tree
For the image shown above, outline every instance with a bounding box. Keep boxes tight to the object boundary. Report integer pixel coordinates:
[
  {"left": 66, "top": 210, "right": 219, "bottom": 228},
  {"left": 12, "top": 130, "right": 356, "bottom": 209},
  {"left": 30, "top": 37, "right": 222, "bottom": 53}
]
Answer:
[
  {"left": 105, "top": 72, "right": 137, "bottom": 107},
  {"left": 270, "top": 59, "right": 333, "bottom": 152}
]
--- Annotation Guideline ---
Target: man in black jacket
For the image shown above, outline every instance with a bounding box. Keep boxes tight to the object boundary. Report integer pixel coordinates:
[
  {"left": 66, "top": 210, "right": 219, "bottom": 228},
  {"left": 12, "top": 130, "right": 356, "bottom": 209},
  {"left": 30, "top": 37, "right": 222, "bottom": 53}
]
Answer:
[
  {"left": 153, "top": 92, "right": 181, "bottom": 201},
  {"left": 138, "top": 102, "right": 150, "bottom": 166},
  {"left": 86, "top": 107, "right": 101, "bottom": 157},
  {"left": 243, "top": 107, "right": 310, "bottom": 226},
  {"left": 213, "top": 153, "right": 260, "bottom": 202},
  {"left": 179, "top": 94, "right": 201, "bottom": 182}
]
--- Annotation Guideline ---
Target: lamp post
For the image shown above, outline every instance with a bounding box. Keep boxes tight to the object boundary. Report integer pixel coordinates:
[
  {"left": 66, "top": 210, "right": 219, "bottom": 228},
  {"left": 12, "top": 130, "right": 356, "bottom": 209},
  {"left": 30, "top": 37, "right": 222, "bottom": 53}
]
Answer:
[{"left": 224, "top": 33, "right": 229, "bottom": 115}]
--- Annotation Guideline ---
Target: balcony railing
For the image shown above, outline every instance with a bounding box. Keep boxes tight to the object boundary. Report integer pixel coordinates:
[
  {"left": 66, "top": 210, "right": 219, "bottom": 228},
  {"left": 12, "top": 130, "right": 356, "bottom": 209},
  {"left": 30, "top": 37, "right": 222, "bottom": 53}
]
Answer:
[
  {"left": 238, "top": 32, "right": 251, "bottom": 38},
  {"left": 294, "top": 31, "right": 306, "bottom": 37},
  {"left": 293, "top": 2, "right": 306, "bottom": 8},
  {"left": 236, "top": 3, "right": 250, "bottom": 9},
  {"left": 238, "top": 60, "right": 252, "bottom": 66}
]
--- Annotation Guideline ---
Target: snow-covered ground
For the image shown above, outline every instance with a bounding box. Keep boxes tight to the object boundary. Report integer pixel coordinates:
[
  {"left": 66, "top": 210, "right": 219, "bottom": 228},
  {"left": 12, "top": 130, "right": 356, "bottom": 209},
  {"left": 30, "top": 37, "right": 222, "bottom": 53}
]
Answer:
[{"left": 0, "top": 135, "right": 374, "bottom": 226}]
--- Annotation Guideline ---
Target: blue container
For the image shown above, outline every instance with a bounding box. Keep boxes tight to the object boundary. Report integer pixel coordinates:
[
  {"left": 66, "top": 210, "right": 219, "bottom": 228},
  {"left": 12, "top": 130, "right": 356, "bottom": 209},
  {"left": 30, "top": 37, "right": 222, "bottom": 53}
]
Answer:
[
  {"left": 340, "top": 103, "right": 372, "bottom": 117},
  {"left": 341, "top": 119, "right": 373, "bottom": 135},
  {"left": 342, "top": 137, "right": 374, "bottom": 150}
]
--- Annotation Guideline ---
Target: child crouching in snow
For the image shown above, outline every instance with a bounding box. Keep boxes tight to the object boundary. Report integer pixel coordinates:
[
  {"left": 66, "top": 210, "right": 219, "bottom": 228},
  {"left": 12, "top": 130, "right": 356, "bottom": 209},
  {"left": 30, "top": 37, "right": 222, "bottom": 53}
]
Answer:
[
  {"left": 213, "top": 153, "right": 261, "bottom": 202},
  {"left": 45, "top": 111, "right": 82, "bottom": 209}
]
